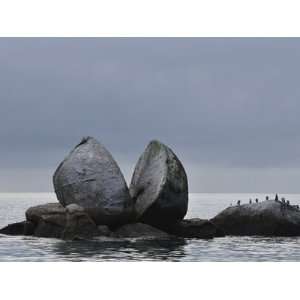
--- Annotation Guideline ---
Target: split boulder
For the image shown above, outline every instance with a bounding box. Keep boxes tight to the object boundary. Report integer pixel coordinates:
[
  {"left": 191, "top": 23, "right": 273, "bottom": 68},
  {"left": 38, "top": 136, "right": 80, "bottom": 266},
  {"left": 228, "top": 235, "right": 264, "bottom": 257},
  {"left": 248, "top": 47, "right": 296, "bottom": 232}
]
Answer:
[
  {"left": 53, "top": 137, "right": 134, "bottom": 226},
  {"left": 130, "top": 140, "right": 188, "bottom": 227}
]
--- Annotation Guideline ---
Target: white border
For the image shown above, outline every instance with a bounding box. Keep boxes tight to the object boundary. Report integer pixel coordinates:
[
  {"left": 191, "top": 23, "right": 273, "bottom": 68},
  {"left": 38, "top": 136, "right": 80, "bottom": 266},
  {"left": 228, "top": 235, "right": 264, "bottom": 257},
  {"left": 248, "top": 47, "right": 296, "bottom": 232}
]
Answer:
[
  {"left": 0, "top": 1, "right": 299, "bottom": 299},
  {"left": 0, "top": 0, "right": 299, "bottom": 36},
  {"left": 0, "top": 262, "right": 299, "bottom": 300}
]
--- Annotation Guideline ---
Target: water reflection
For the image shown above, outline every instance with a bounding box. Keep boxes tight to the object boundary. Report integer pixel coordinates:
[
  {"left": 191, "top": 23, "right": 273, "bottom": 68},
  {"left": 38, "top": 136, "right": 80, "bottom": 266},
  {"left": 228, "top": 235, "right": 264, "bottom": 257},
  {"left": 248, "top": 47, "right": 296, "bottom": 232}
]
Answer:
[
  {"left": 51, "top": 238, "right": 187, "bottom": 261},
  {"left": 3, "top": 234, "right": 300, "bottom": 261}
]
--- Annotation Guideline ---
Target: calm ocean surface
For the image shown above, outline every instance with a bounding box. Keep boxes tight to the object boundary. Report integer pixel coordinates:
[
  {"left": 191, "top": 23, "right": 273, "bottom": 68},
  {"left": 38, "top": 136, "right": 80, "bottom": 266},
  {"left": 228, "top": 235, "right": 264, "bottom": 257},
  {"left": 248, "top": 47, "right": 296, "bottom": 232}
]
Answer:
[{"left": 1, "top": 193, "right": 300, "bottom": 261}]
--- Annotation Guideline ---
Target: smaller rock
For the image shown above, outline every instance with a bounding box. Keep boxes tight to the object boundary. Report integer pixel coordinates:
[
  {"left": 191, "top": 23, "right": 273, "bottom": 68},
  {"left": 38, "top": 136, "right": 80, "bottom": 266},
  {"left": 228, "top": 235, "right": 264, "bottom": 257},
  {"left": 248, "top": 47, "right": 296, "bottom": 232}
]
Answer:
[
  {"left": 0, "top": 221, "right": 35, "bottom": 236},
  {"left": 162, "top": 218, "right": 224, "bottom": 239},
  {"left": 113, "top": 223, "right": 171, "bottom": 239},
  {"left": 62, "top": 204, "right": 101, "bottom": 240},
  {"left": 26, "top": 203, "right": 66, "bottom": 238},
  {"left": 211, "top": 200, "right": 300, "bottom": 236},
  {"left": 26, "top": 203, "right": 66, "bottom": 225}
]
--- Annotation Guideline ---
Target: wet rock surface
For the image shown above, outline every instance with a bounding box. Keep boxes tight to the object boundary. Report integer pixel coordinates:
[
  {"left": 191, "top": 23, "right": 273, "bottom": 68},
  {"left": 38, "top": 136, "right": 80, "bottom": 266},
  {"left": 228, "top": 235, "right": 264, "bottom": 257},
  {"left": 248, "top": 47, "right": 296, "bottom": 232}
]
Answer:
[
  {"left": 163, "top": 218, "right": 224, "bottom": 239},
  {"left": 62, "top": 204, "right": 103, "bottom": 240},
  {"left": 130, "top": 140, "right": 188, "bottom": 227},
  {"left": 97, "top": 225, "right": 111, "bottom": 236},
  {"left": 53, "top": 137, "right": 134, "bottom": 226},
  {"left": 113, "top": 223, "right": 171, "bottom": 239},
  {"left": 0, "top": 221, "right": 35, "bottom": 236},
  {"left": 22, "top": 203, "right": 112, "bottom": 239},
  {"left": 25, "top": 203, "right": 66, "bottom": 238},
  {"left": 211, "top": 200, "right": 300, "bottom": 236},
  {"left": 34, "top": 220, "right": 64, "bottom": 238},
  {"left": 26, "top": 203, "right": 66, "bottom": 225}
]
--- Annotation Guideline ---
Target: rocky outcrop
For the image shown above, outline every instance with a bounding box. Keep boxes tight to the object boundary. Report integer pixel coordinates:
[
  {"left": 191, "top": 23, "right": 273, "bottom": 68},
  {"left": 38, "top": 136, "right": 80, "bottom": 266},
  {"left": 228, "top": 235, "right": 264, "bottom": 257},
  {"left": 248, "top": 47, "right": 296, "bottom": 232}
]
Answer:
[
  {"left": 163, "top": 218, "right": 224, "bottom": 239},
  {"left": 130, "top": 140, "right": 188, "bottom": 227},
  {"left": 26, "top": 203, "right": 66, "bottom": 224},
  {"left": 26, "top": 203, "right": 66, "bottom": 238},
  {"left": 22, "top": 202, "right": 112, "bottom": 239},
  {"left": 113, "top": 223, "right": 171, "bottom": 239},
  {"left": 211, "top": 200, "right": 300, "bottom": 236},
  {"left": 1, "top": 138, "right": 233, "bottom": 242},
  {"left": 62, "top": 204, "right": 103, "bottom": 240},
  {"left": 53, "top": 137, "right": 134, "bottom": 226},
  {"left": 0, "top": 221, "right": 35, "bottom": 236}
]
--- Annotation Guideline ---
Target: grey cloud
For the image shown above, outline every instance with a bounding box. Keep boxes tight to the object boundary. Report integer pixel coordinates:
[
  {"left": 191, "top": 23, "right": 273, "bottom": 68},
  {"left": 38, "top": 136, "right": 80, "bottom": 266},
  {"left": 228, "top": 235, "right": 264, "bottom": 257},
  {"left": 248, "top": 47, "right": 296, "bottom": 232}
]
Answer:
[{"left": 0, "top": 38, "right": 300, "bottom": 192}]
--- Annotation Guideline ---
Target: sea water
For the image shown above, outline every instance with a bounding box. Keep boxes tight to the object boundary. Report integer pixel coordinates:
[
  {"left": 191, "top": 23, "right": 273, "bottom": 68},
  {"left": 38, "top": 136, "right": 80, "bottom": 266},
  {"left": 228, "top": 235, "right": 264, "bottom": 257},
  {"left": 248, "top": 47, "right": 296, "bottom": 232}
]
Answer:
[{"left": 1, "top": 193, "right": 300, "bottom": 261}]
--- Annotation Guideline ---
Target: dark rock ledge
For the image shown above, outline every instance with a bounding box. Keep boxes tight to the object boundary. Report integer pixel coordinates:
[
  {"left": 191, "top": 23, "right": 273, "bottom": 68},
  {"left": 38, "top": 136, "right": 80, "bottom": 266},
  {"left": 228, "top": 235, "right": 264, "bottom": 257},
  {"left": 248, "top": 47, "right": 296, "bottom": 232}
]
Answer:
[
  {"left": 161, "top": 218, "right": 225, "bottom": 239},
  {"left": 211, "top": 200, "right": 300, "bottom": 236},
  {"left": 0, "top": 202, "right": 222, "bottom": 240}
]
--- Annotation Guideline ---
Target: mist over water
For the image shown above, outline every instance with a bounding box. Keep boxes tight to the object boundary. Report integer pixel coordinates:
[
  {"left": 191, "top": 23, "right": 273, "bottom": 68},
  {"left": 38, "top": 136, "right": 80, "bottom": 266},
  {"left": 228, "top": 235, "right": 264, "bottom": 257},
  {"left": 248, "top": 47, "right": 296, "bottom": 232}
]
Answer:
[{"left": 1, "top": 193, "right": 300, "bottom": 261}]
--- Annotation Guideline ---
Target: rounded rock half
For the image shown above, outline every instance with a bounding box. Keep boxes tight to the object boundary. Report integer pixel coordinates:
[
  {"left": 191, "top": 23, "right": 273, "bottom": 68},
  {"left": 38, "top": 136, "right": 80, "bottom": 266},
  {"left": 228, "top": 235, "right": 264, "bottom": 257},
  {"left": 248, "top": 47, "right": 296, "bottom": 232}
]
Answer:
[
  {"left": 130, "top": 140, "right": 188, "bottom": 227},
  {"left": 53, "top": 137, "right": 134, "bottom": 226}
]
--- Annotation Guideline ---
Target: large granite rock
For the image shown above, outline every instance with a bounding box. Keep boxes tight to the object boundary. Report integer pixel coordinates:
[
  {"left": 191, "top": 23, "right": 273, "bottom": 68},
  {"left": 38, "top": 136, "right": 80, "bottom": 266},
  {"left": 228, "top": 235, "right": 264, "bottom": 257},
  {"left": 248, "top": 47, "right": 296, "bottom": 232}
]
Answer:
[
  {"left": 163, "top": 218, "right": 225, "bottom": 239},
  {"left": 53, "top": 137, "right": 134, "bottom": 226},
  {"left": 26, "top": 203, "right": 66, "bottom": 238},
  {"left": 62, "top": 204, "right": 103, "bottom": 240},
  {"left": 211, "top": 200, "right": 300, "bottom": 236},
  {"left": 113, "top": 223, "right": 171, "bottom": 239},
  {"left": 130, "top": 140, "right": 188, "bottom": 227}
]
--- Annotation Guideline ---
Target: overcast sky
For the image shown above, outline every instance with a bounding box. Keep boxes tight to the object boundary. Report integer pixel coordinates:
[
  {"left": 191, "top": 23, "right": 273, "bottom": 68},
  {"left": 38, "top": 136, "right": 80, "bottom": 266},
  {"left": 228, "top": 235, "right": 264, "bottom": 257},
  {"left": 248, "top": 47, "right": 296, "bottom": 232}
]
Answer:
[{"left": 1, "top": 38, "right": 300, "bottom": 193}]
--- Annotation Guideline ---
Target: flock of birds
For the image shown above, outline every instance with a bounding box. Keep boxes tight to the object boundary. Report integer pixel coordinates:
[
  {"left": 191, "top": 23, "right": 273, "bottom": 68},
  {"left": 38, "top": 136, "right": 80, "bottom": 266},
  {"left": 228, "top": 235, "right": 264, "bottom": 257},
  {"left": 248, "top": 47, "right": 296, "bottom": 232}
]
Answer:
[{"left": 231, "top": 194, "right": 300, "bottom": 210}]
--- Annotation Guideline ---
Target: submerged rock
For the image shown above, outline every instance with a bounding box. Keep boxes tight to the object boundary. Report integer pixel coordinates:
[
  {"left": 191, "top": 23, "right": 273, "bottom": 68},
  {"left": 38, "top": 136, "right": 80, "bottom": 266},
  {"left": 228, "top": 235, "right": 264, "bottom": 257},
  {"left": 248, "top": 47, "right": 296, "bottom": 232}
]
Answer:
[
  {"left": 163, "top": 218, "right": 224, "bottom": 239},
  {"left": 113, "top": 223, "right": 171, "bottom": 239},
  {"left": 211, "top": 200, "right": 300, "bottom": 236},
  {"left": 130, "top": 140, "right": 188, "bottom": 227},
  {"left": 62, "top": 204, "right": 102, "bottom": 240},
  {"left": 53, "top": 137, "right": 134, "bottom": 226}
]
